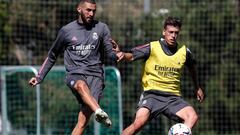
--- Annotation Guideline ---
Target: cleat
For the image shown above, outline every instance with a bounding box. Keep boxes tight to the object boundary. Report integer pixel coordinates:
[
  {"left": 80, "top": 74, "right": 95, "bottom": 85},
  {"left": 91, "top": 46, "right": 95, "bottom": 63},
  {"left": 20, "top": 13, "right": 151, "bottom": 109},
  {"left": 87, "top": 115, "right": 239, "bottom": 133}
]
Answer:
[{"left": 95, "top": 109, "right": 112, "bottom": 127}]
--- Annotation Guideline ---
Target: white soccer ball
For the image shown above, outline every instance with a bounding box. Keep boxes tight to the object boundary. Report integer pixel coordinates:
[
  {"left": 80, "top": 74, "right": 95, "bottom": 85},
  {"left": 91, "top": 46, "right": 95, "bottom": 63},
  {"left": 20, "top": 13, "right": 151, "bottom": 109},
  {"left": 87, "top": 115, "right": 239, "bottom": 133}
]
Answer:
[{"left": 168, "top": 123, "right": 192, "bottom": 135}]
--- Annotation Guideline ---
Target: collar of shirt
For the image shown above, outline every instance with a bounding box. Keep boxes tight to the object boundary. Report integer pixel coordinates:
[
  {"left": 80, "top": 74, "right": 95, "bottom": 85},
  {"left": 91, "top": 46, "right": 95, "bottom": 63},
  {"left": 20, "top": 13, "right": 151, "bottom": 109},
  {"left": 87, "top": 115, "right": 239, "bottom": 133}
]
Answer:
[{"left": 159, "top": 38, "right": 177, "bottom": 55}]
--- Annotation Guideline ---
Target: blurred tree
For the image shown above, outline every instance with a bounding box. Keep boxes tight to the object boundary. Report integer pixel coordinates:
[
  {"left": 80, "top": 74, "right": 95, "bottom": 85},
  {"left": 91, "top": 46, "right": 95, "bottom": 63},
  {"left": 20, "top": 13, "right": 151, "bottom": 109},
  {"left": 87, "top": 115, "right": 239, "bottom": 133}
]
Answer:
[{"left": 0, "top": 2, "right": 18, "bottom": 65}]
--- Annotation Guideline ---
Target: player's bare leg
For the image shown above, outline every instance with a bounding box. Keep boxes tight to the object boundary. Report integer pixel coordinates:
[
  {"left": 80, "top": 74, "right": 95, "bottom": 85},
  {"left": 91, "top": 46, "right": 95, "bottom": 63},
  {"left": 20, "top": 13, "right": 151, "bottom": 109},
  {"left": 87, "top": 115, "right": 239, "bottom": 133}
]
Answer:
[
  {"left": 74, "top": 80, "right": 100, "bottom": 111},
  {"left": 71, "top": 106, "right": 92, "bottom": 135},
  {"left": 122, "top": 107, "right": 150, "bottom": 135},
  {"left": 176, "top": 106, "right": 198, "bottom": 129},
  {"left": 74, "top": 80, "right": 111, "bottom": 127}
]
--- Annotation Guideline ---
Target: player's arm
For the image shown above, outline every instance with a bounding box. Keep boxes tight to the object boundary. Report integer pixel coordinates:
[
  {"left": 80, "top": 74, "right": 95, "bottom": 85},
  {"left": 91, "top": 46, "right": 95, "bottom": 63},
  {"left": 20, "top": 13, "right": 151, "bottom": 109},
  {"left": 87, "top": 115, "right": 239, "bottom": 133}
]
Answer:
[
  {"left": 29, "top": 28, "right": 65, "bottom": 86},
  {"left": 186, "top": 48, "right": 205, "bottom": 102},
  {"left": 111, "top": 39, "right": 150, "bottom": 62},
  {"left": 188, "top": 64, "right": 205, "bottom": 103}
]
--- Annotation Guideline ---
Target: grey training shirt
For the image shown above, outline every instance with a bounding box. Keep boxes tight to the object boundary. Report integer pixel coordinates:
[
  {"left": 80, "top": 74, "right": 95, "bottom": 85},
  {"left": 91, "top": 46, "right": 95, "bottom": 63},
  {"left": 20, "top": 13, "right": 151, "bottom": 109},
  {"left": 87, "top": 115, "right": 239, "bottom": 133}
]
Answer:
[{"left": 36, "top": 20, "right": 117, "bottom": 83}]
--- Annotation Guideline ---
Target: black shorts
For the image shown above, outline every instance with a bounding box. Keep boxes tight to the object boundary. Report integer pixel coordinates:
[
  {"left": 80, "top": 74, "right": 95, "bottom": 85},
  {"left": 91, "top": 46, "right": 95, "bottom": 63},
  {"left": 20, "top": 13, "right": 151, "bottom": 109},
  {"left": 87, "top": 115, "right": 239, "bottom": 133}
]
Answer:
[
  {"left": 65, "top": 74, "right": 104, "bottom": 105},
  {"left": 137, "top": 90, "right": 190, "bottom": 122}
]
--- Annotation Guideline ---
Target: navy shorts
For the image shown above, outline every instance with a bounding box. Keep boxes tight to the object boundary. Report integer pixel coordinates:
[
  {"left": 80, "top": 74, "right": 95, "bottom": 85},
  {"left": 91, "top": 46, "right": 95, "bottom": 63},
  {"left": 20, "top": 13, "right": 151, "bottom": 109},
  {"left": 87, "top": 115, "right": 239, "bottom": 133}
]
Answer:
[
  {"left": 137, "top": 90, "right": 190, "bottom": 122},
  {"left": 65, "top": 74, "right": 104, "bottom": 105}
]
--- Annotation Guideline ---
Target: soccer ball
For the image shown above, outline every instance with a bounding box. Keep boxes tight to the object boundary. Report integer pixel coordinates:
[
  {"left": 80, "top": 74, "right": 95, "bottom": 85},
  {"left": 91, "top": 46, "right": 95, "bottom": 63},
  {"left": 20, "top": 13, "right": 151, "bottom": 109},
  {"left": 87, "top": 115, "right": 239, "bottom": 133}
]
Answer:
[{"left": 168, "top": 123, "right": 192, "bottom": 135}]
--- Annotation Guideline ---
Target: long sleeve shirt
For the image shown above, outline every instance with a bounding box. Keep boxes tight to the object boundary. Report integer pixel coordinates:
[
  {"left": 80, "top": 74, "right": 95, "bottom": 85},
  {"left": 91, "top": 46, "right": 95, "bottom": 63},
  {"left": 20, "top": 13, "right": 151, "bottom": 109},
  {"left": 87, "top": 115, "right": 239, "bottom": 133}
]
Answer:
[
  {"left": 130, "top": 38, "right": 196, "bottom": 68},
  {"left": 36, "top": 20, "right": 117, "bottom": 83}
]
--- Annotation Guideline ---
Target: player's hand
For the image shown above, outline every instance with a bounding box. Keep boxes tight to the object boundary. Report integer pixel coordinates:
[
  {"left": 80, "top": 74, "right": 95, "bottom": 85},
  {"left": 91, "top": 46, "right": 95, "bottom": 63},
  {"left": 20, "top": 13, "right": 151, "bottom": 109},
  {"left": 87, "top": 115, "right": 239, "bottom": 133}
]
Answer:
[
  {"left": 110, "top": 38, "right": 121, "bottom": 52},
  {"left": 29, "top": 77, "right": 38, "bottom": 87},
  {"left": 116, "top": 51, "right": 124, "bottom": 62},
  {"left": 196, "top": 87, "right": 204, "bottom": 103}
]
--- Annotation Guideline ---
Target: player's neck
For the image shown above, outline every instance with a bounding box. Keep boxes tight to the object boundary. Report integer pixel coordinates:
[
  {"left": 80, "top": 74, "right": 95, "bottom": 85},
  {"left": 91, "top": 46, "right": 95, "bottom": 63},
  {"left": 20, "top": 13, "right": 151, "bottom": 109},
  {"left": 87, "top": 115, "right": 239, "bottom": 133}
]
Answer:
[
  {"left": 77, "top": 17, "right": 84, "bottom": 25},
  {"left": 161, "top": 38, "right": 177, "bottom": 49}
]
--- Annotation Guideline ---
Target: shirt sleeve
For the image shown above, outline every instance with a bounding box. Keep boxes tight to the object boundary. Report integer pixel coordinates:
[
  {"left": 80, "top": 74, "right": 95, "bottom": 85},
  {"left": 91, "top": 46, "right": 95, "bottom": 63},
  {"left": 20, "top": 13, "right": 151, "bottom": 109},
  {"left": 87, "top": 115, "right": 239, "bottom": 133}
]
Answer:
[
  {"left": 185, "top": 48, "right": 197, "bottom": 68},
  {"left": 131, "top": 44, "right": 150, "bottom": 61},
  {"left": 102, "top": 24, "right": 117, "bottom": 61},
  {"left": 36, "top": 28, "right": 65, "bottom": 83}
]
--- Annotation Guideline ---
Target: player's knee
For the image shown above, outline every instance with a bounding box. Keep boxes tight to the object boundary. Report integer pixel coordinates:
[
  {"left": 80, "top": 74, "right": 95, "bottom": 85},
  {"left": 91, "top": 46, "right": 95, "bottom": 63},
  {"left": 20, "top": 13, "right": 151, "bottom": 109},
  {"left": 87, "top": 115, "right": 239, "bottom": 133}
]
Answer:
[
  {"left": 74, "top": 80, "right": 87, "bottom": 92},
  {"left": 77, "top": 112, "right": 90, "bottom": 128},
  {"left": 191, "top": 113, "right": 198, "bottom": 123},
  {"left": 186, "top": 111, "right": 198, "bottom": 124},
  {"left": 77, "top": 121, "right": 88, "bottom": 129}
]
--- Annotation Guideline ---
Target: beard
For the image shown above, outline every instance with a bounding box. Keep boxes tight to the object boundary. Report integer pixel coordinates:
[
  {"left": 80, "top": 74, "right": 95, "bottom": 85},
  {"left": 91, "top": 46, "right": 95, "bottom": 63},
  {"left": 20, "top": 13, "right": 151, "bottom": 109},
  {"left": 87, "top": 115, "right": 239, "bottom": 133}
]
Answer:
[{"left": 80, "top": 14, "right": 93, "bottom": 24}]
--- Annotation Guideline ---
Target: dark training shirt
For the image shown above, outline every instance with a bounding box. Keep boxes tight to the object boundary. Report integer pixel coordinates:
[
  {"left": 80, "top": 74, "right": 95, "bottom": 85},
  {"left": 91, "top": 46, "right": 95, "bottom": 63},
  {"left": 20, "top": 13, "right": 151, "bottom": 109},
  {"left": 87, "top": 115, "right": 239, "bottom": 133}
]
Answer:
[{"left": 36, "top": 20, "right": 117, "bottom": 83}]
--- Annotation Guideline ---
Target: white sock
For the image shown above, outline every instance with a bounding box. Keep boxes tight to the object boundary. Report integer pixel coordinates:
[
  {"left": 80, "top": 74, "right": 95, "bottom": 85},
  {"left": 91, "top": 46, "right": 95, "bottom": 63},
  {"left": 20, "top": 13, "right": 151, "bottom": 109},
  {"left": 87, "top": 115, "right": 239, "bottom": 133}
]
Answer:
[{"left": 95, "top": 108, "right": 102, "bottom": 114}]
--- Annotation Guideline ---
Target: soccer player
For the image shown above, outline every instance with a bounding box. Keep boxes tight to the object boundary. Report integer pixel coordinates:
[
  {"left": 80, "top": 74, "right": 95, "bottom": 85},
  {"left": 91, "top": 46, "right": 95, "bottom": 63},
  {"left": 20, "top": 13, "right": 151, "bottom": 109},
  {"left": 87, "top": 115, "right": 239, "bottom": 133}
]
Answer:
[
  {"left": 28, "top": 0, "right": 123, "bottom": 134},
  {"left": 112, "top": 16, "right": 205, "bottom": 135}
]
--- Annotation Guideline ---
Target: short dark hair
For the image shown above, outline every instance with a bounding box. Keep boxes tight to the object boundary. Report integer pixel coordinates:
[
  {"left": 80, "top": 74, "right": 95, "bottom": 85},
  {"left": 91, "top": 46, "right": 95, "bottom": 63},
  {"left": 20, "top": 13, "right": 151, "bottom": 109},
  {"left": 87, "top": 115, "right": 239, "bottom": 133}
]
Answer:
[
  {"left": 163, "top": 16, "right": 182, "bottom": 29},
  {"left": 78, "top": 0, "right": 96, "bottom": 5}
]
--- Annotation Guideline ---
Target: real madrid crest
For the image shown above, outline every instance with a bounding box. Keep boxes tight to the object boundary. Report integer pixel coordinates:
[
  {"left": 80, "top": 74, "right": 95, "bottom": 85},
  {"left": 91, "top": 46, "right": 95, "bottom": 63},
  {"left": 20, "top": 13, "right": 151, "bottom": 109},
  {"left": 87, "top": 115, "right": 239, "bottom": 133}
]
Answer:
[{"left": 92, "top": 32, "right": 98, "bottom": 40}]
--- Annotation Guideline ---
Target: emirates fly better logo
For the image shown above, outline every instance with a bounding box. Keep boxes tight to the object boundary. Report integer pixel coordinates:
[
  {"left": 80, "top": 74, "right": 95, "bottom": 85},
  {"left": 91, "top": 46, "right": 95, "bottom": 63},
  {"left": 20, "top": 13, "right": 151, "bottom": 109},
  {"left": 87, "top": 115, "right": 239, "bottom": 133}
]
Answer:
[
  {"left": 71, "top": 32, "right": 98, "bottom": 56},
  {"left": 73, "top": 44, "right": 96, "bottom": 56}
]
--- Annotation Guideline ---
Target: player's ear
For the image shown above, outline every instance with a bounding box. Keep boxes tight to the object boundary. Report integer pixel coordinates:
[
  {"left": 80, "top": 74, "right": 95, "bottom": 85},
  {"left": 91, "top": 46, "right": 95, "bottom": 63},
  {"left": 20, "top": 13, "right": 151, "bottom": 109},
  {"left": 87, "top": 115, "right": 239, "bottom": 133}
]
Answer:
[
  {"left": 162, "top": 30, "right": 166, "bottom": 36},
  {"left": 77, "top": 6, "right": 82, "bottom": 14}
]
